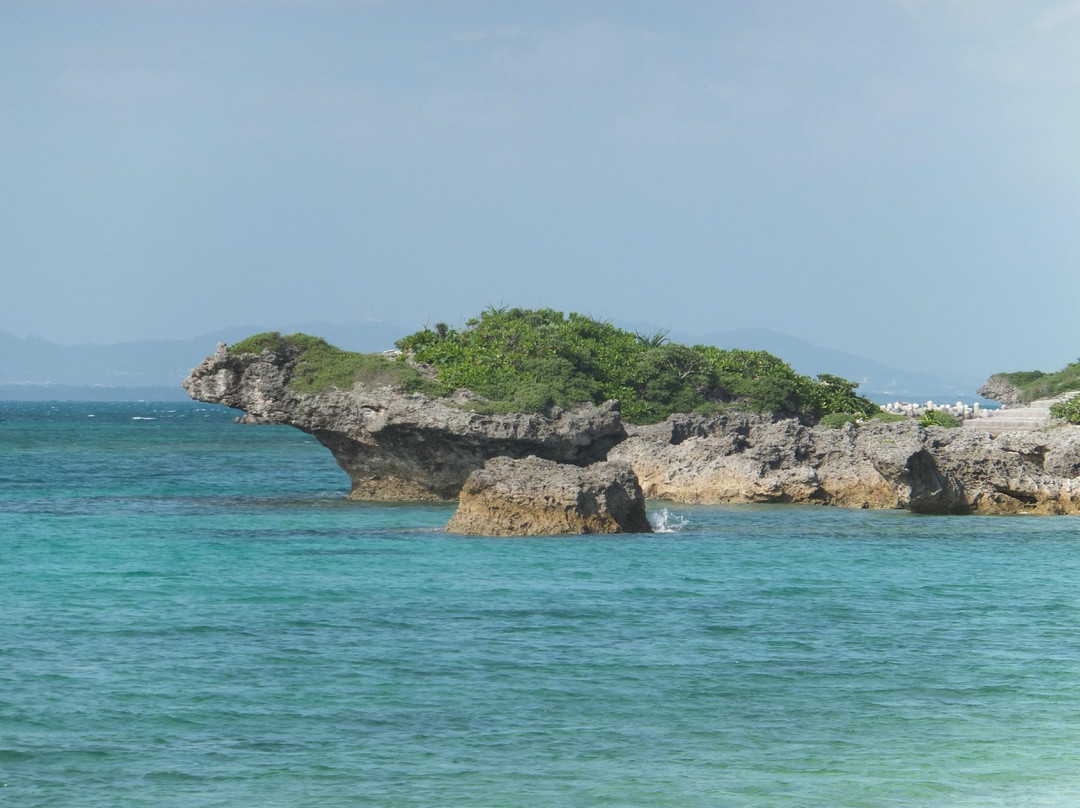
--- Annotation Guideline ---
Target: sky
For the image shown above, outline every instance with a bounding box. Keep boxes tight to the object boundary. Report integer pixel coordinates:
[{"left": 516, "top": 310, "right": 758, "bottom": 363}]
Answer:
[{"left": 2, "top": 0, "right": 1079, "bottom": 379}]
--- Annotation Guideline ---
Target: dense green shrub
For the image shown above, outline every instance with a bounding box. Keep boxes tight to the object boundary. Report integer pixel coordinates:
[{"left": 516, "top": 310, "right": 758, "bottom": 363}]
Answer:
[
  {"left": 1050, "top": 396, "right": 1080, "bottom": 424},
  {"left": 394, "top": 307, "right": 878, "bottom": 424},
  {"left": 918, "top": 410, "right": 961, "bottom": 428}
]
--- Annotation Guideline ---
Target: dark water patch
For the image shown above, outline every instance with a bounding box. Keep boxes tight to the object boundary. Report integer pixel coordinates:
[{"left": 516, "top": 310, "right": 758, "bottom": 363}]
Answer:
[
  {"left": 288, "top": 546, "right": 413, "bottom": 556},
  {"left": 0, "top": 749, "right": 36, "bottom": 762},
  {"left": 210, "top": 526, "right": 348, "bottom": 540},
  {"left": 142, "top": 770, "right": 208, "bottom": 782}
]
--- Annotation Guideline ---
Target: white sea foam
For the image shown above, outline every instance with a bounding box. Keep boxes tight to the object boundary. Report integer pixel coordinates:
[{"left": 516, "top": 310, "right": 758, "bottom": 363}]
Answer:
[
  {"left": 131, "top": 417, "right": 157, "bottom": 421},
  {"left": 648, "top": 507, "right": 687, "bottom": 533}
]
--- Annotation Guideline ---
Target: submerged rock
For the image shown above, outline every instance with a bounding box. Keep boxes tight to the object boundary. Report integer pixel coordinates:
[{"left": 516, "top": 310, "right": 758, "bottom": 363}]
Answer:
[
  {"left": 183, "top": 342, "right": 625, "bottom": 501},
  {"left": 234, "top": 413, "right": 270, "bottom": 425},
  {"left": 446, "top": 456, "right": 652, "bottom": 536}
]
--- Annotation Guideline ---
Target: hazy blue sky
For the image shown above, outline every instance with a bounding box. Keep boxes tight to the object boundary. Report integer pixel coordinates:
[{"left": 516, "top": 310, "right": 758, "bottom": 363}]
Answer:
[{"left": 2, "top": 1, "right": 1078, "bottom": 377}]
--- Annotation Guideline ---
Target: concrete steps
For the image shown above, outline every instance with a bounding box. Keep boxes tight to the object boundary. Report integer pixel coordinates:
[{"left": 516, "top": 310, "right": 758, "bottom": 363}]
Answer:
[
  {"left": 964, "top": 396, "right": 1065, "bottom": 435},
  {"left": 965, "top": 410, "right": 1050, "bottom": 434}
]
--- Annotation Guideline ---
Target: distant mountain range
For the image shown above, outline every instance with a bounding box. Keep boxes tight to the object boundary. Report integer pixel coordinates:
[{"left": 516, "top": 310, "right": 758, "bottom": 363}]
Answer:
[
  {"left": 0, "top": 321, "right": 407, "bottom": 400},
  {"left": 686, "top": 327, "right": 987, "bottom": 404},
  {"left": 0, "top": 321, "right": 987, "bottom": 403}
]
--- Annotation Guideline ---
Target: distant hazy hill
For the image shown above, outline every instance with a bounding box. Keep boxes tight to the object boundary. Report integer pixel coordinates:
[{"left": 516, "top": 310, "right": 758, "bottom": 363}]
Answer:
[
  {"left": 0, "top": 320, "right": 981, "bottom": 403},
  {"left": 0, "top": 384, "right": 188, "bottom": 402},
  {"left": 690, "top": 327, "right": 985, "bottom": 403},
  {"left": 0, "top": 321, "right": 409, "bottom": 400},
  {"left": 613, "top": 323, "right": 983, "bottom": 403}
]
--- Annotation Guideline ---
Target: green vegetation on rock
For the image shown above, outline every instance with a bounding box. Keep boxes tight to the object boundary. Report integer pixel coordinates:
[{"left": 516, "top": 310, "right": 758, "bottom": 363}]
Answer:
[
  {"left": 394, "top": 307, "right": 879, "bottom": 424},
  {"left": 869, "top": 410, "right": 907, "bottom": 423},
  {"left": 229, "top": 332, "right": 436, "bottom": 394},
  {"left": 998, "top": 362, "right": 1080, "bottom": 402},
  {"left": 918, "top": 410, "right": 961, "bottom": 429},
  {"left": 227, "top": 310, "right": 882, "bottom": 423},
  {"left": 229, "top": 332, "right": 288, "bottom": 355},
  {"left": 1050, "top": 396, "right": 1080, "bottom": 424},
  {"left": 817, "top": 409, "right": 907, "bottom": 430}
]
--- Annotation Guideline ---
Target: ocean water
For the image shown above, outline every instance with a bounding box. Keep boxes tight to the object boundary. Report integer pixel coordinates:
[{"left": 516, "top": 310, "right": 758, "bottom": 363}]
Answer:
[{"left": 3, "top": 401, "right": 1080, "bottom": 808}]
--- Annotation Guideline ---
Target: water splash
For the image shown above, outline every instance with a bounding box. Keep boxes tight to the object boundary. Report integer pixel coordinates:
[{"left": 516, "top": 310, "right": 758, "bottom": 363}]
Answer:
[{"left": 648, "top": 507, "right": 687, "bottom": 533}]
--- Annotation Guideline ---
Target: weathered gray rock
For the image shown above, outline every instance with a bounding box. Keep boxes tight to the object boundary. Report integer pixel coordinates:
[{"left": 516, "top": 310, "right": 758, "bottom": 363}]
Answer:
[
  {"left": 234, "top": 413, "right": 270, "bottom": 425},
  {"left": 446, "top": 456, "right": 652, "bottom": 536},
  {"left": 608, "top": 412, "right": 1080, "bottom": 515},
  {"left": 183, "top": 343, "right": 626, "bottom": 501},
  {"left": 978, "top": 374, "right": 1024, "bottom": 407}
]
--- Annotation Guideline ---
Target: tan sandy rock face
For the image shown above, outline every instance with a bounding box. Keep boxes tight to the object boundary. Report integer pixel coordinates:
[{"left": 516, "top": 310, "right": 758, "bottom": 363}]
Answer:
[
  {"left": 446, "top": 456, "right": 652, "bottom": 536},
  {"left": 183, "top": 343, "right": 626, "bottom": 501},
  {"left": 608, "top": 412, "right": 1080, "bottom": 515}
]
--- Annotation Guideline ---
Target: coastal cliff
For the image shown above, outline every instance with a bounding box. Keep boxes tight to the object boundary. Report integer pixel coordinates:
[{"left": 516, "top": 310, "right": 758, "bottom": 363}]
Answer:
[
  {"left": 184, "top": 338, "right": 1080, "bottom": 516},
  {"left": 977, "top": 375, "right": 1023, "bottom": 407},
  {"left": 183, "top": 342, "right": 624, "bottom": 501}
]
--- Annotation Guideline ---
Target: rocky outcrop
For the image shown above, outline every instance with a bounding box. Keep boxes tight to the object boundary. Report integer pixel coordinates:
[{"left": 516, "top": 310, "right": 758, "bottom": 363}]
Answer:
[
  {"left": 183, "top": 343, "right": 625, "bottom": 501},
  {"left": 446, "top": 456, "right": 652, "bottom": 536},
  {"left": 608, "top": 412, "right": 1080, "bottom": 515},
  {"left": 978, "top": 374, "right": 1024, "bottom": 407},
  {"left": 184, "top": 341, "right": 1080, "bottom": 517}
]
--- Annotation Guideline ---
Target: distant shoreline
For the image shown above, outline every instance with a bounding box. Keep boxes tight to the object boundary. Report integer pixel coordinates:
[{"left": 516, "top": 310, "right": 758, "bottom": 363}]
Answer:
[{"left": 0, "top": 384, "right": 190, "bottom": 402}]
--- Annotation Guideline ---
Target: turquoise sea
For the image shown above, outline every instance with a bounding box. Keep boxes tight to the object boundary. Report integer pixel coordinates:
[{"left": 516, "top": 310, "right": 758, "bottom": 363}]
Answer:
[{"left": 3, "top": 401, "right": 1080, "bottom": 807}]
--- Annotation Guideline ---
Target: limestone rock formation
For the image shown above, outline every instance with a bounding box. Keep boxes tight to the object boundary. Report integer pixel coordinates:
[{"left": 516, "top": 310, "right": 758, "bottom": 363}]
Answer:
[
  {"left": 446, "top": 456, "right": 652, "bottom": 536},
  {"left": 185, "top": 341, "right": 1080, "bottom": 517},
  {"left": 608, "top": 412, "right": 1080, "bottom": 515},
  {"left": 978, "top": 374, "right": 1024, "bottom": 407},
  {"left": 183, "top": 342, "right": 626, "bottom": 501}
]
